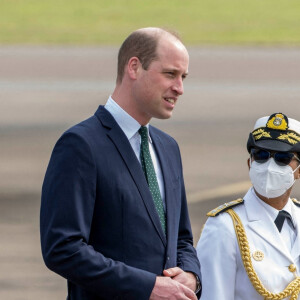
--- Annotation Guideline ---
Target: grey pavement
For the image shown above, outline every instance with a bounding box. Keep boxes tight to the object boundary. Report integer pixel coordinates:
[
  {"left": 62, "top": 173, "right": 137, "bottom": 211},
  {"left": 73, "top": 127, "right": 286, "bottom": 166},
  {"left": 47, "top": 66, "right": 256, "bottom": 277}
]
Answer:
[{"left": 1, "top": 46, "right": 300, "bottom": 299}]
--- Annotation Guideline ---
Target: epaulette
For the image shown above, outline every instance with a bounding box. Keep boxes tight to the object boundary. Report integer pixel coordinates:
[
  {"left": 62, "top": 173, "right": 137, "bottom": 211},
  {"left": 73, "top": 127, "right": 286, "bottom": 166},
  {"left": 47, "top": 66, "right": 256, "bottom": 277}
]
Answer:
[
  {"left": 207, "top": 198, "right": 244, "bottom": 217},
  {"left": 292, "top": 198, "right": 300, "bottom": 207}
]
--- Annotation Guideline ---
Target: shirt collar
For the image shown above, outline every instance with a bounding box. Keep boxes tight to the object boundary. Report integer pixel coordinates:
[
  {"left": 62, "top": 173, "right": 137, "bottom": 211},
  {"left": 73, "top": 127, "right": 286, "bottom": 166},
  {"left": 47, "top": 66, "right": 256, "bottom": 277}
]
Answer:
[{"left": 105, "top": 96, "right": 151, "bottom": 142}]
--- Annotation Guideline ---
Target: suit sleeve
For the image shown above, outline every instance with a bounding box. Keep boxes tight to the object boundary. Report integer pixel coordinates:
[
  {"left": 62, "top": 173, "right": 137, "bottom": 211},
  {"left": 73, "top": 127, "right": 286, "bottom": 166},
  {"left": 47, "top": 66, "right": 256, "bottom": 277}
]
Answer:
[
  {"left": 196, "top": 214, "right": 237, "bottom": 300},
  {"left": 175, "top": 143, "right": 202, "bottom": 294},
  {"left": 40, "top": 132, "right": 156, "bottom": 299}
]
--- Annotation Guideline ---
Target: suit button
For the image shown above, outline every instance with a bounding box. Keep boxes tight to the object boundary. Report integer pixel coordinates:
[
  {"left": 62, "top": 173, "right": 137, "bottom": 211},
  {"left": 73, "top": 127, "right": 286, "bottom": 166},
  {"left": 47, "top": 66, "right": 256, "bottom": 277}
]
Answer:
[{"left": 167, "top": 256, "right": 170, "bottom": 260}]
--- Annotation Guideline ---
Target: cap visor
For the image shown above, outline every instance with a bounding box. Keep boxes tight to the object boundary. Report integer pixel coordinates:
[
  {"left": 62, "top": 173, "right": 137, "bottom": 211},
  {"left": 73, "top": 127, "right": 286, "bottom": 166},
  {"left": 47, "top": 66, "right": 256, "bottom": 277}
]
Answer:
[{"left": 255, "top": 140, "right": 293, "bottom": 152}]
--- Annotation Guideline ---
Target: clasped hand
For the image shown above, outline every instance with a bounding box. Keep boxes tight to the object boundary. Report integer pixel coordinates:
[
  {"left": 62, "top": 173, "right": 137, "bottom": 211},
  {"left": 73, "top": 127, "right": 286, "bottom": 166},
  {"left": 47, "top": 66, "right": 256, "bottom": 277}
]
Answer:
[{"left": 149, "top": 267, "right": 197, "bottom": 300}]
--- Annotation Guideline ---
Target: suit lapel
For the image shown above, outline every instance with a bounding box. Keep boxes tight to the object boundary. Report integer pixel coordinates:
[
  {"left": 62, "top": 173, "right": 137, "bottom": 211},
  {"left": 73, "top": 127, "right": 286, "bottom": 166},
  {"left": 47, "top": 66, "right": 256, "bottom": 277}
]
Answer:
[
  {"left": 95, "top": 107, "right": 167, "bottom": 246},
  {"left": 150, "top": 127, "right": 177, "bottom": 245}
]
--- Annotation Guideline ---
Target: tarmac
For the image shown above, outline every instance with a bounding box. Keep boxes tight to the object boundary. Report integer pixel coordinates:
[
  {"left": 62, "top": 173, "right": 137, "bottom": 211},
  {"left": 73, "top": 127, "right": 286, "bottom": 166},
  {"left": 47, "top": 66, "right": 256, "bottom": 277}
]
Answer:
[{"left": 1, "top": 46, "right": 300, "bottom": 299}]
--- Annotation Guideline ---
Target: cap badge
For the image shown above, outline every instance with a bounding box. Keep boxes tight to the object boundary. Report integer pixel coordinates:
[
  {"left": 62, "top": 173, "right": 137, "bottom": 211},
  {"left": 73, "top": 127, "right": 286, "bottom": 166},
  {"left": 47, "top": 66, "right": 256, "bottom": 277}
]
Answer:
[
  {"left": 266, "top": 113, "right": 288, "bottom": 131},
  {"left": 274, "top": 117, "right": 282, "bottom": 126}
]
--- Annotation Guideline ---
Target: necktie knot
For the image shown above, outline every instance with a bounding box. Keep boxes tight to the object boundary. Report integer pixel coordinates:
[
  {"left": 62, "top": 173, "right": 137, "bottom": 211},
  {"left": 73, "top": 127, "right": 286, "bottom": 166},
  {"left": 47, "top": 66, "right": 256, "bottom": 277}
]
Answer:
[
  {"left": 274, "top": 210, "right": 295, "bottom": 232},
  {"left": 139, "top": 126, "right": 148, "bottom": 143},
  {"left": 139, "top": 126, "right": 148, "bottom": 136}
]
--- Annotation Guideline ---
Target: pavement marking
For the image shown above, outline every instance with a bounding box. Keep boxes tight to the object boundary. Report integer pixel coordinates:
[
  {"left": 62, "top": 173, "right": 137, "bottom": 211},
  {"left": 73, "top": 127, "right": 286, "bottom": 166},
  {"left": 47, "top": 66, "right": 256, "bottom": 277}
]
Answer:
[{"left": 187, "top": 180, "right": 251, "bottom": 203}]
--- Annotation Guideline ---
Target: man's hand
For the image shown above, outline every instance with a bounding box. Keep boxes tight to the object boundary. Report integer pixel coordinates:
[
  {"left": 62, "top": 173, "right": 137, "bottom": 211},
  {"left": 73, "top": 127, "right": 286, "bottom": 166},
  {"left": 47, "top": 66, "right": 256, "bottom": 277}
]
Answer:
[
  {"left": 149, "top": 276, "right": 197, "bottom": 300},
  {"left": 163, "top": 267, "right": 197, "bottom": 292}
]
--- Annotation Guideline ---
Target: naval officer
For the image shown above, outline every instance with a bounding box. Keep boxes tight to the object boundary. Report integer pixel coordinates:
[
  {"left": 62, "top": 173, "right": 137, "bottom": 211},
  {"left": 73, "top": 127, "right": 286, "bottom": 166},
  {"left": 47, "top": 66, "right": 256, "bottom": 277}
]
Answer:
[{"left": 197, "top": 113, "right": 300, "bottom": 300}]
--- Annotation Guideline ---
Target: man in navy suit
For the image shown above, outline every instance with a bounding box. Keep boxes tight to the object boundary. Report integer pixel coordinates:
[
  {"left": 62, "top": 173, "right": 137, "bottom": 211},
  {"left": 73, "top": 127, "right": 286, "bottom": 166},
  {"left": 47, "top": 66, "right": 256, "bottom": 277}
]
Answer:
[{"left": 40, "top": 27, "right": 201, "bottom": 300}]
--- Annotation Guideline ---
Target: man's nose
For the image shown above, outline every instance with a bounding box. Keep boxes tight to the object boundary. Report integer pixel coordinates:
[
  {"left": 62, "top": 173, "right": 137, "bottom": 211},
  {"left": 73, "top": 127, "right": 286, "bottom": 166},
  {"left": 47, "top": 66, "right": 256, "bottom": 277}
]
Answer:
[{"left": 172, "top": 78, "right": 184, "bottom": 95}]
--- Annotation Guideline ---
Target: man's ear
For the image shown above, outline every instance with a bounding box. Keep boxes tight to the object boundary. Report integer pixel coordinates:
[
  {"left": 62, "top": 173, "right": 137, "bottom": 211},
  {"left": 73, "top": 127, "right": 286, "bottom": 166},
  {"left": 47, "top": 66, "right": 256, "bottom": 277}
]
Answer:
[
  {"left": 127, "top": 57, "right": 141, "bottom": 80},
  {"left": 247, "top": 158, "right": 251, "bottom": 170},
  {"left": 296, "top": 163, "right": 300, "bottom": 179}
]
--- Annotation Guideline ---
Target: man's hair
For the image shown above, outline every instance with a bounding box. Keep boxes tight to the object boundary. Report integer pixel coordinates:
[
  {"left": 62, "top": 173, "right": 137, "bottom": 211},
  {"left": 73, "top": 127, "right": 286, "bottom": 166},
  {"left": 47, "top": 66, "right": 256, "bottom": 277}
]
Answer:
[{"left": 116, "top": 28, "right": 180, "bottom": 83}]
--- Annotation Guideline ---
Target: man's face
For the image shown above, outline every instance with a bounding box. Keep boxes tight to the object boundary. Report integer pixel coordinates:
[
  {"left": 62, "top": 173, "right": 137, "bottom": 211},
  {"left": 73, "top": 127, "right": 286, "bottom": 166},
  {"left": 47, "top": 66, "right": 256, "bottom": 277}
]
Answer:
[
  {"left": 249, "top": 149, "right": 300, "bottom": 178},
  {"left": 132, "top": 37, "right": 189, "bottom": 125}
]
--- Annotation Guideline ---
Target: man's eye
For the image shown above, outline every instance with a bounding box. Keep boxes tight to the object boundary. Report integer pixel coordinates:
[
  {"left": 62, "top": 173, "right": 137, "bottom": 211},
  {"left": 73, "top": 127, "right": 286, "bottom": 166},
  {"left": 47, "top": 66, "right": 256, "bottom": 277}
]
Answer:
[{"left": 166, "top": 72, "right": 175, "bottom": 77}]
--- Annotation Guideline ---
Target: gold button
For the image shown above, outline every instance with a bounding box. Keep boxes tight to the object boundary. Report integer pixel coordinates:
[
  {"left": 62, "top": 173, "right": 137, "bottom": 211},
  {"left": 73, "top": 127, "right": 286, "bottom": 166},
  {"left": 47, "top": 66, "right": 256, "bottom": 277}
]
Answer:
[
  {"left": 289, "top": 264, "right": 297, "bottom": 273},
  {"left": 252, "top": 250, "right": 264, "bottom": 261}
]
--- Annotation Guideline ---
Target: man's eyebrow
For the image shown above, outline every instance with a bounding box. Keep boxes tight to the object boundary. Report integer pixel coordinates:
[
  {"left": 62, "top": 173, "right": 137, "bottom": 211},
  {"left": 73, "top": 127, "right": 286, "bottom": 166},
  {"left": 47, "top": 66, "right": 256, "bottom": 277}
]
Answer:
[{"left": 162, "top": 68, "right": 189, "bottom": 76}]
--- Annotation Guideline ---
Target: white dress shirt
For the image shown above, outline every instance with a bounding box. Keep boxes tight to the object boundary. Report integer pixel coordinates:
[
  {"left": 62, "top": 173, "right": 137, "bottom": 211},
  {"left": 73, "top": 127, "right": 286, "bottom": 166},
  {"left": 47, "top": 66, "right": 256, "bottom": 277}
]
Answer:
[{"left": 104, "top": 96, "right": 165, "bottom": 207}]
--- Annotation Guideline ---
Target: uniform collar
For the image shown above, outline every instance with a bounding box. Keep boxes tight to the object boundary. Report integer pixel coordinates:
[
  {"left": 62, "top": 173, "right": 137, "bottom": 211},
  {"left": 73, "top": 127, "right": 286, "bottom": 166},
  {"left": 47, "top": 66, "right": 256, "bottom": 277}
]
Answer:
[{"left": 249, "top": 187, "right": 294, "bottom": 225}]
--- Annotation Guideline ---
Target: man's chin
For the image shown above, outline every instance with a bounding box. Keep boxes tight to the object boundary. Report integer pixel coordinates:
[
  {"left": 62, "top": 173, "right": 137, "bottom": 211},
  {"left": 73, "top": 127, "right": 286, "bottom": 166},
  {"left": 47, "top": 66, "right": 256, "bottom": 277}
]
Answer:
[{"left": 155, "top": 111, "right": 173, "bottom": 120}]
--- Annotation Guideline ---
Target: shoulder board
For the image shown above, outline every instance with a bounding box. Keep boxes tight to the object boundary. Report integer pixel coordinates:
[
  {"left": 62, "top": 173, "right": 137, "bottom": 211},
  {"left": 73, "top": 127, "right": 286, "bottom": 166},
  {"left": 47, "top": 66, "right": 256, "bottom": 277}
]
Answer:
[
  {"left": 207, "top": 198, "right": 244, "bottom": 217},
  {"left": 292, "top": 198, "right": 300, "bottom": 207}
]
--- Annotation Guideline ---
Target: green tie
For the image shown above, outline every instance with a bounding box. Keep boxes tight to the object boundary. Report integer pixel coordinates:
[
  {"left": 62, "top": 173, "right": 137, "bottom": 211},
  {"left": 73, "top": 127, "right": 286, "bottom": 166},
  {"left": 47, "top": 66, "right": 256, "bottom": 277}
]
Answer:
[{"left": 139, "top": 126, "right": 166, "bottom": 234}]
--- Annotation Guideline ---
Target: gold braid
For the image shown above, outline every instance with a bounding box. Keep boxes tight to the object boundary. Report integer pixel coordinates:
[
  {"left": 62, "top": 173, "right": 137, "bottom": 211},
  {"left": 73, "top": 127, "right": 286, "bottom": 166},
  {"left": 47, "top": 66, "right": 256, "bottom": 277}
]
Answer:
[{"left": 226, "top": 208, "right": 300, "bottom": 300}]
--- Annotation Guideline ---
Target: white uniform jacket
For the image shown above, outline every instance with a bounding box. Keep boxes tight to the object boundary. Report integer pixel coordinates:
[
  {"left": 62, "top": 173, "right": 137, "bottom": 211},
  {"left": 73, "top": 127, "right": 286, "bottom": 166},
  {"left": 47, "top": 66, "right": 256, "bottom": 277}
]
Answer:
[{"left": 196, "top": 188, "right": 300, "bottom": 300}]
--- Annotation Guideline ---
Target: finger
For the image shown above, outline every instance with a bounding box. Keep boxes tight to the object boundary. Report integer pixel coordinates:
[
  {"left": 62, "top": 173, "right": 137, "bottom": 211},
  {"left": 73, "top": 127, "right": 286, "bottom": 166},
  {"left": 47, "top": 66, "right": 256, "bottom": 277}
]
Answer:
[
  {"left": 162, "top": 269, "right": 172, "bottom": 277},
  {"left": 163, "top": 267, "right": 183, "bottom": 277},
  {"left": 182, "top": 284, "right": 197, "bottom": 300}
]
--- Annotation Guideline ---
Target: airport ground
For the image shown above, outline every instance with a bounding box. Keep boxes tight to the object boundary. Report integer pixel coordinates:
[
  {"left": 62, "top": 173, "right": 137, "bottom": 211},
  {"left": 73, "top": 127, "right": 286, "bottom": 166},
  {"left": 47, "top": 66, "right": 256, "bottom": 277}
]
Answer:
[{"left": 1, "top": 46, "right": 300, "bottom": 299}]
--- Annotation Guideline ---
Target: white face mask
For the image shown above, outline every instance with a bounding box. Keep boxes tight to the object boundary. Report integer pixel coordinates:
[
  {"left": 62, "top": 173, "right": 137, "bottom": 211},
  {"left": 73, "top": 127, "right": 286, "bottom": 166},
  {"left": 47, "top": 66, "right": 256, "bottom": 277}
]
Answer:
[{"left": 249, "top": 157, "right": 300, "bottom": 198}]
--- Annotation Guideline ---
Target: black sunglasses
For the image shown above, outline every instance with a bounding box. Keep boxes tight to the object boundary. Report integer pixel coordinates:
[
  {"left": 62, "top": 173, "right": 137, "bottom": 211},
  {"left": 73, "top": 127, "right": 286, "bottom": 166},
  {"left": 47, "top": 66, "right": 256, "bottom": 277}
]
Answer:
[{"left": 250, "top": 148, "right": 299, "bottom": 166}]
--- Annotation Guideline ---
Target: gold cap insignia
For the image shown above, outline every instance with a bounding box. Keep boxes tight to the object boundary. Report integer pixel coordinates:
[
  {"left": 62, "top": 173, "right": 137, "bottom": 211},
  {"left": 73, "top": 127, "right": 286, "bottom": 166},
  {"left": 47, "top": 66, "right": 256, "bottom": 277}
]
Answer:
[
  {"left": 251, "top": 113, "right": 300, "bottom": 145},
  {"left": 252, "top": 250, "right": 264, "bottom": 261},
  {"left": 266, "top": 113, "right": 288, "bottom": 131}
]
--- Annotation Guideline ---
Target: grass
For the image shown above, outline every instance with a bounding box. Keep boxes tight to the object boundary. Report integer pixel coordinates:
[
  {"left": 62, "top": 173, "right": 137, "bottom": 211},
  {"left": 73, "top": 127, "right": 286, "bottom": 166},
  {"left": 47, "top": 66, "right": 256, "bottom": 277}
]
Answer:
[{"left": 1, "top": 0, "right": 300, "bottom": 45}]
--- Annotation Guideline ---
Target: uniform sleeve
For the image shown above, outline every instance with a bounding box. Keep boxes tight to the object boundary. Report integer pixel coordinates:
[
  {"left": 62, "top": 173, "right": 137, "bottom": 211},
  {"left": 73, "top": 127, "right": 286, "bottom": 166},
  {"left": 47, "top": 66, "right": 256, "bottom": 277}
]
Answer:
[
  {"left": 40, "top": 132, "right": 156, "bottom": 299},
  {"left": 196, "top": 214, "right": 237, "bottom": 300}
]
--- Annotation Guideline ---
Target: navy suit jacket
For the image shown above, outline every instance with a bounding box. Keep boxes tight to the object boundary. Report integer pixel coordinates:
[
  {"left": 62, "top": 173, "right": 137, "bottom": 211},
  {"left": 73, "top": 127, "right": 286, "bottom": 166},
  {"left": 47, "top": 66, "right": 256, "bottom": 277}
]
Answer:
[{"left": 40, "top": 106, "right": 201, "bottom": 300}]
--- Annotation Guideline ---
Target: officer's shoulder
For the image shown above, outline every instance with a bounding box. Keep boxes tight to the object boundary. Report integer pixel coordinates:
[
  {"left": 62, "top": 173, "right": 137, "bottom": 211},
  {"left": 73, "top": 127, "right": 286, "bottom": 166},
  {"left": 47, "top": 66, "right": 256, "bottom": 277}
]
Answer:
[
  {"left": 207, "top": 198, "right": 244, "bottom": 217},
  {"left": 292, "top": 198, "right": 300, "bottom": 207}
]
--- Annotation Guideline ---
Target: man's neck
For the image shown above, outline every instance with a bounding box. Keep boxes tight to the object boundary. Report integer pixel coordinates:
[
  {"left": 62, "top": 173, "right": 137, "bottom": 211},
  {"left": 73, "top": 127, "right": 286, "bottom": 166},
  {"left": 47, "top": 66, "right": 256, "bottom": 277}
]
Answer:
[
  {"left": 111, "top": 87, "right": 151, "bottom": 126},
  {"left": 254, "top": 188, "right": 292, "bottom": 210}
]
